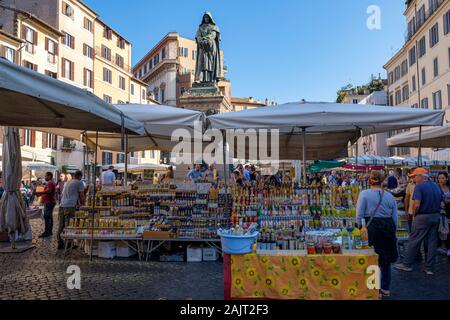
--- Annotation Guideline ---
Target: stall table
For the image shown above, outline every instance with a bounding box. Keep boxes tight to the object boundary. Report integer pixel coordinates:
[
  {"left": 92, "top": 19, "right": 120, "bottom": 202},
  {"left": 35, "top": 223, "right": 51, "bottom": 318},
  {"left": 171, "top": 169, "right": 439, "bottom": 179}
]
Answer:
[
  {"left": 144, "top": 238, "right": 222, "bottom": 262},
  {"left": 224, "top": 251, "right": 379, "bottom": 300},
  {"left": 61, "top": 234, "right": 143, "bottom": 260}
]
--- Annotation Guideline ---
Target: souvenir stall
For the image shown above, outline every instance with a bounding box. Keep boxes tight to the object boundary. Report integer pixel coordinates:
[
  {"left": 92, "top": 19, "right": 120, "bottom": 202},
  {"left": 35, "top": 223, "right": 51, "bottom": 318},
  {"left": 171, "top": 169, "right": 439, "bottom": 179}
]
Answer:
[{"left": 208, "top": 101, "right": 444, "bottom": 300}]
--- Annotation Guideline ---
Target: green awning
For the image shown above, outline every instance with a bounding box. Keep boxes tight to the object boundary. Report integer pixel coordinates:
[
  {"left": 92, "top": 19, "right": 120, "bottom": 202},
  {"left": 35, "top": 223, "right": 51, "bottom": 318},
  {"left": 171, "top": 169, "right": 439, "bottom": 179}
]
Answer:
[{"left": 307, "top": 160, "right": 345, "bottom": 172}]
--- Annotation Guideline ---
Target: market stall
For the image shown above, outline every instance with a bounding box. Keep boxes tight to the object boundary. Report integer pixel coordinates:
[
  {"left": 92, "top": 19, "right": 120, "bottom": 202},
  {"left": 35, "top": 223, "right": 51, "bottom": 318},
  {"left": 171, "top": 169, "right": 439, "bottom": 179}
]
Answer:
[
  {"left": 0, "top": 58, "right": 144, "bottom": 254},
  {"left": 208, "top": 102, "right": 444, "bottom": 299}
]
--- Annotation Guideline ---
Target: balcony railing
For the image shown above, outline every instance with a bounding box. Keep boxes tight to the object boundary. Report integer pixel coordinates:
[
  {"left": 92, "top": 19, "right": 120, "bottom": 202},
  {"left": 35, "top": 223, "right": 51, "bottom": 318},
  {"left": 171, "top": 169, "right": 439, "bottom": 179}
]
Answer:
[
  {"left": 404, "top": 0, "right": 445, "bottom": 43},
  {"left": 95, "top": 46, "right": 132, "bottom": 73}
]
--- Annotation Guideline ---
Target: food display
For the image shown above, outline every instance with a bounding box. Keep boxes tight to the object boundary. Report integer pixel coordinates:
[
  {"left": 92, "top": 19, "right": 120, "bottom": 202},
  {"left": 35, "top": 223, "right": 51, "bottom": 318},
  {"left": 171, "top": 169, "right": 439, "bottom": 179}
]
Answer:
[
  {"left": 76, "top": 183, "right": 232, "bottom": 241},
  {"left": 229, "top": 182, "right": 368, "bottom": 254}
]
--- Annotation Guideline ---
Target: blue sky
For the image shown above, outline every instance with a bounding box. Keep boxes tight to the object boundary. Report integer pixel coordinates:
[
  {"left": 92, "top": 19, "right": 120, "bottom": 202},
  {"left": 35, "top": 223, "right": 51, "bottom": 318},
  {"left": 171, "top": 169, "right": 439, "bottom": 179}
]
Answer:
[{"left": 84, "top": 0, "right": 405, "bottom": 103}]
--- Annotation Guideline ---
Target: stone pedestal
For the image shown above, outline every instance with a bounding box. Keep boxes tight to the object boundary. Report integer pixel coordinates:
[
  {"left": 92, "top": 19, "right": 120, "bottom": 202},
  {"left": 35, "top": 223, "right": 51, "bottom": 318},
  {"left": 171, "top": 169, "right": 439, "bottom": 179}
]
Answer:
[{"left": 179, "top": 82, "right": 232, "bottom": 114}]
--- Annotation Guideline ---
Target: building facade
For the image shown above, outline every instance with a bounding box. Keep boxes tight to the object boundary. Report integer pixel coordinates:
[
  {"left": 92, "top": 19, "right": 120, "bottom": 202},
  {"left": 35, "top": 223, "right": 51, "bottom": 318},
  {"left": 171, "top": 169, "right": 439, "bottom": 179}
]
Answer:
[
  {"left": 231, "top": 97, "right": 269, "bottom": 111},
  {"left": 0, "top": 5, "right": 63, "bottom": 165},
  {"left": 2, "top": 0, "right": 159, "bottom": 171},
  {"left": 384, "top": 0, "right": 450, "bottom": 158}
]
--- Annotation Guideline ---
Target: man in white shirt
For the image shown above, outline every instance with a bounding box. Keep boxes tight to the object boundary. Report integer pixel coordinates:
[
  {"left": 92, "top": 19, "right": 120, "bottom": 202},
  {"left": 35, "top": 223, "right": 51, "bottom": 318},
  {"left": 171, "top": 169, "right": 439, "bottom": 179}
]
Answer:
[{"left": 101, "top": 166, "right": 116, "bottom": 186}]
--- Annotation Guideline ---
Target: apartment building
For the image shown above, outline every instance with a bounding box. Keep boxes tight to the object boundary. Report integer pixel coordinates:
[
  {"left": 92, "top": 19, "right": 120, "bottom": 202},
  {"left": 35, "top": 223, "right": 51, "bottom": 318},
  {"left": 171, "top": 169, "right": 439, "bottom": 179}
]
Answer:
[
  {"left": 133, "top": 32, "right": 230, "bottom": 106},
  {"left": 0, "top": 5, "right": 62, "bottom": 164},
  {"left": 231, "top": 97, "right": 269, "bottom": 111},
  {"left": 3, "top": 0, "right": 158, "bottom": 169},
  {"left": 384, "top": 0, "right": 450, "bottom": 158}
]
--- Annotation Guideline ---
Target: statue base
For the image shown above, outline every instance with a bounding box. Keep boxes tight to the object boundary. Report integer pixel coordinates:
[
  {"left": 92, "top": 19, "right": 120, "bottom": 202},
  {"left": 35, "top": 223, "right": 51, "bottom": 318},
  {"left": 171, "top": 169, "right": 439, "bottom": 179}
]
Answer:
[{"left": 179, "top": 82, "right": 232, "bottom": 114}]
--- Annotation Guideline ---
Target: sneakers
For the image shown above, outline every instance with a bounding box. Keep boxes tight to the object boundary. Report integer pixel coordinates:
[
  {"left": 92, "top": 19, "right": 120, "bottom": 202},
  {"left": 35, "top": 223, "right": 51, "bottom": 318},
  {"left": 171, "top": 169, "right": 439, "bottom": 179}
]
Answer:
[
  {"left": 394, "top": 263, "right": 413, "bottom": 272},
  {"left": 57, "top": 242, "right": 65, "bottom": 250},
  {"left": 379, "top": 289, "right": 391, "bottom": 297},
  {"left": 437, "top": 247, "right": 447, "bottom": 255},
  {"left": 424, "top": 270, "right": 434, "bottom": 275}
]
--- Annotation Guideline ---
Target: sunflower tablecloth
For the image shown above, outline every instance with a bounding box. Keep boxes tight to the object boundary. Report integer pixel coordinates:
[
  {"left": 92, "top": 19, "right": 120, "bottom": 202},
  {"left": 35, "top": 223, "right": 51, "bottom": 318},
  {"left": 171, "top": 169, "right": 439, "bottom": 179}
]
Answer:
[{"left": 224, "top": 253, "right": 379, "bottom": 300}]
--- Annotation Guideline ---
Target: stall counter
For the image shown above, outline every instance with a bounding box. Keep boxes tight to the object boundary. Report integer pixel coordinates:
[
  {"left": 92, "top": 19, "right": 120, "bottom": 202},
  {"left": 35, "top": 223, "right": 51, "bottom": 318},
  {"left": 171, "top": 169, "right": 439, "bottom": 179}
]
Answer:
[{"left": 224, "top": 252, "right": 379, "bottom": 300}]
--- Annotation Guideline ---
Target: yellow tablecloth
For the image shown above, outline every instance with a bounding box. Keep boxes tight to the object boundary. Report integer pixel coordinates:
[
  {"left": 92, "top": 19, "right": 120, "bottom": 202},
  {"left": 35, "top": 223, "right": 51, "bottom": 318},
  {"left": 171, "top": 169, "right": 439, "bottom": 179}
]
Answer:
[{"left": 228, "top": 253, "right": 379, "bottom": 300}]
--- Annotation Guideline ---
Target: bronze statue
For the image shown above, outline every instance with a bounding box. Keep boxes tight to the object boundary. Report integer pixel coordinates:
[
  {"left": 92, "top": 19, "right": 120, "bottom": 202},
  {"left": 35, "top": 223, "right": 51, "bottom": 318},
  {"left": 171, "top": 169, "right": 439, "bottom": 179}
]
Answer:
[{"left": 195, "top": 12, "right": 222, "bottom": 84}]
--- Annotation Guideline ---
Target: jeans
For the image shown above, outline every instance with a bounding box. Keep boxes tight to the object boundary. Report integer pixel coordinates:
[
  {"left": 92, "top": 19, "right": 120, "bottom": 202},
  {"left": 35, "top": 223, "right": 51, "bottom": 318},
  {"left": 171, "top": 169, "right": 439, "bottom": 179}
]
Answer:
[
  {"left": 57, "top": 207, "right": 76, "bottom": 247},
  {"left": 380, "top": 264, "right": 391, "bottom": 291},
  {"left": 43, "top": 203, "right": 55, "bottom": 234},
  {"left": 403, "top": 213, "right": 440, "bottom": 270}
]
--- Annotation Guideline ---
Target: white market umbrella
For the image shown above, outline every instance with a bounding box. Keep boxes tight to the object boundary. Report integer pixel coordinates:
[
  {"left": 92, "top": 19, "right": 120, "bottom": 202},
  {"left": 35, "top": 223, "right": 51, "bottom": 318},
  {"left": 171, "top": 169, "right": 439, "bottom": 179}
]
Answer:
[
  {"left": 387, "top": 124, "right": 450, "bottom": 148},
  {"left": 0, "top": 128, "right": 27, "bottom": 249},
  {"left": 0, "top": 58, "right": 144, "bottom": 134},
  {"left": 207, "top": 101, "right": 444, "bottom": 182}
]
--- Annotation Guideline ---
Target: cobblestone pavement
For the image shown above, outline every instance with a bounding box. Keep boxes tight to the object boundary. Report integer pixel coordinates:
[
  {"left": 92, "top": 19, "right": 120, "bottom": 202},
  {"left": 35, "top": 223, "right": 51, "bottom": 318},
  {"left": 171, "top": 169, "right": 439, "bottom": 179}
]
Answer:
[{"left": 0, "top": 214, "right": 449, "bottom": 300}]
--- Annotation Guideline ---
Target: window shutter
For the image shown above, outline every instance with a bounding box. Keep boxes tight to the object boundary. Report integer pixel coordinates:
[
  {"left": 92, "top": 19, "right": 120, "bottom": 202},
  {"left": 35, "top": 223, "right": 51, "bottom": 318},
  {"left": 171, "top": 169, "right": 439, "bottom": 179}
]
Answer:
[
  {"left": 52, "top": 135, "right": 58, "bottom": 149},
  {"left": 21, "top": 24, "right": 26, "bottom": 40},
  {"left": 33, "top": 64, "right": 37, "bottom": 71},
  {"left": 33, "top": 30, "right": 38, "bottom": 45},
  {"left": 20, "top": 129, "right": 25, "bottom": 146},
  {"left": 42, "top": 132, "right": 48, "bottom": 149},
  {"left": 61, "top": 58, "right": 66, "bottom": 78},
  {"left": 31, "top": 130, "right": 36, "bottom": 148},
  {"left": 0, "top": 45, "right": 5, "bottom": 58},
  {"left": 71, "top": 36, "right": 75, "bottom": 50},
  {"left": 70, "top": 61, "right": 74, "bottom": 80},
  {"left": 45, "top": 38, "right": 49, "bottom": 51},
  {"left": 55, "top": 42, "right": 59, "bottom": 55}
]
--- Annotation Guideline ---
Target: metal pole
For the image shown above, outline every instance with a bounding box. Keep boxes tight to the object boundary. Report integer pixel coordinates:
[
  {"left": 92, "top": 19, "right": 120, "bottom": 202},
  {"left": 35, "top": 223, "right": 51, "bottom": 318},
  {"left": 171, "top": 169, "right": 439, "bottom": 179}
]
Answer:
[
  {"left": 124, "top": 133, "right": 128, "bottom": 186},
  {"left": 418, "top": 125, "right": 422, "bottom": 167},
  {"left": 221, "top": 130, "right": 229, "bottom": 218},
  {"left": 302, "top": 128, "right": 306, "bottom": 185},
  {"left": 89, "top": 130, "right": 99, "bottom": 262},
  {"left": 355, "top": 128, "right": 360, "bottom": 166}
]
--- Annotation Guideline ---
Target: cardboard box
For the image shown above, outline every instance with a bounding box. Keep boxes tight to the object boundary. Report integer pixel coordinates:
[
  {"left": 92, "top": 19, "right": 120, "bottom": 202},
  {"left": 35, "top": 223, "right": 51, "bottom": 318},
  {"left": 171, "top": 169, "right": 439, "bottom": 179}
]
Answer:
[
  {"left": 116, "top": 242, "right": 135, "bottom": 257},
  {"left": 98, "top": 241, "right": 116, "bottom": 259},
  {"left": 202, "top": 247, "right": 218, "bottom": 261},
  {"left": 187, "top": 245, "right": 202, "bottom": 262}
]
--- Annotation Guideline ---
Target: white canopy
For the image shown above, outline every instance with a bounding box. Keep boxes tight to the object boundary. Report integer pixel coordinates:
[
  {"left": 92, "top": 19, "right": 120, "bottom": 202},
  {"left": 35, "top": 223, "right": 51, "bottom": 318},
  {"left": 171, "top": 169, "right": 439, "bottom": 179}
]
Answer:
[
  {"left": 37, "top": 104, "right": 204, "bottom": 152},
  {"left": 207, "top": 102, "right": 444, "bottom": 135},
  {"left": 347, "top": 155, "right": 403, "bottom": 166},
  {"left": 0, "top": 58, "right": 144, "bottom": 134},
  {"left": 387, "top": 124, "right": 450, "bottom": 148},
  {"left": 106, "top": 163, "right": 170, "bottom": 173}
]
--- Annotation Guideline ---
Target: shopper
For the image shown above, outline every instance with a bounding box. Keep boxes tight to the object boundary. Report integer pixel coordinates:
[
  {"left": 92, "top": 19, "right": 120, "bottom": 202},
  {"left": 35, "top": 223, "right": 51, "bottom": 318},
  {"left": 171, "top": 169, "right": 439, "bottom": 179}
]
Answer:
[
  {"left": 394, "top": 168, "right": 442, "bottom": 275},
  {"left": 57, "top": 171, "right": 86, "bottom": 250},
  {"left": 404, "top": 172, "right": 416, "bottom": 233},
  {"left": 437, "top": 172, "right": 450, "bottom": 257},
  {"left": 387, "top": 171, "right": 398, "bottom": 190},
  {"left": 356, "top": 170, "right": 398, "bottom": 297},
  {"left": 101, "top": 165, "right": 116, "bottom": 186},
  {"left": 34, "top": 172, "right": 56, "bottom": 238},
  {"left": 187, "top": 164, "right": 203, "bottom": 183},
  {"left": 232, "top": 170, "right": 244, "bottom": 187}
]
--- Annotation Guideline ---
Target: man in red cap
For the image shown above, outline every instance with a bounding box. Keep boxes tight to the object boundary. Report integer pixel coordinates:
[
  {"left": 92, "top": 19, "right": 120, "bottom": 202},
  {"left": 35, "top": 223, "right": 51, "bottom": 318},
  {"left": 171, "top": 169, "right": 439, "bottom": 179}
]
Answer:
[{"left": 395, "top": 168, "right": 442, "bottom": 275}]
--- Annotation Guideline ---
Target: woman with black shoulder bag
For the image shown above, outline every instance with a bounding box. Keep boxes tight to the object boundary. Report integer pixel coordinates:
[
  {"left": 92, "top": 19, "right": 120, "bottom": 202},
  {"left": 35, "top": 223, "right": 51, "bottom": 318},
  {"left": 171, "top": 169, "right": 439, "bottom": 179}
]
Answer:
[{"left": 356, "top": 170, "right": 399, "bottom": 298}]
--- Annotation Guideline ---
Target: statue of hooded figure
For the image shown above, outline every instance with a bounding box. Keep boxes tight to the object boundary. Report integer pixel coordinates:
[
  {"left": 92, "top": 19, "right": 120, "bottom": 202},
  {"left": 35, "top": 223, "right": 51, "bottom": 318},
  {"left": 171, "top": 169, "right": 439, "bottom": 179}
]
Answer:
[{"left": 195, "top": 12, "right": 222, "bottom": 83}]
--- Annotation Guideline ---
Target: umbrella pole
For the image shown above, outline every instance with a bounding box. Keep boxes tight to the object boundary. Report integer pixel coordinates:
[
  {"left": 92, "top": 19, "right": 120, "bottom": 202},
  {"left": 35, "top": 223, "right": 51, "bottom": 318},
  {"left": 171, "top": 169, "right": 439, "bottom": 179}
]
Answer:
[
  {"left": 89, "top": 130, "right": 99, "bottom": 262},
  {"left": 418, "top": 126, "right": 422, "bottom": 167},
  {"left": 302, "top": 128, "right": 306, "bottom": 185},
  {"left": 124, "top": 134, "right": 128, "bottom": 186},
  {"left": 221, "top": 130, "right": 229, "bottom": 220}
]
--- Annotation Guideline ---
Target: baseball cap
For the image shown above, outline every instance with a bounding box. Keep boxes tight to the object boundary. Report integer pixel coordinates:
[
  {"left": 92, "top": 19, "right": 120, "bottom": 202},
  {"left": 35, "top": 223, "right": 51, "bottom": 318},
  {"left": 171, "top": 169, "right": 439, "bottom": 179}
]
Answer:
[{"left": 409, "top": 168, "right": 428, "bottom": 177}]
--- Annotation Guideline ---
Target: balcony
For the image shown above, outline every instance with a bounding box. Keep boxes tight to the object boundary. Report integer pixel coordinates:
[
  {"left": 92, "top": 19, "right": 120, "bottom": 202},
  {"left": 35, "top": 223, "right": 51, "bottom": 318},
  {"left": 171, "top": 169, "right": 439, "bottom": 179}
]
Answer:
[
  {"left": 404, "top": 0, "right": 445, "bottom": 43},
  {"left": 60, "top": 139, "right": 76, "bottom": 152},
  {"left": 95, "top": 46, "right": 132, "bottom": 73}
]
